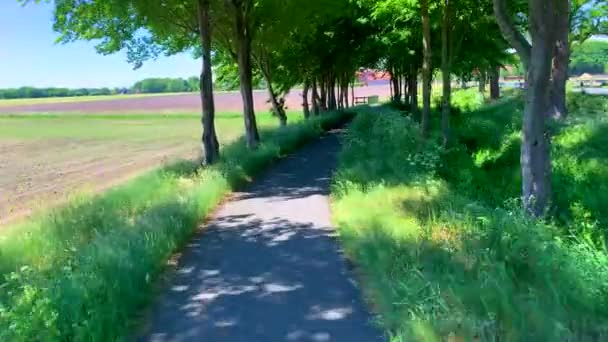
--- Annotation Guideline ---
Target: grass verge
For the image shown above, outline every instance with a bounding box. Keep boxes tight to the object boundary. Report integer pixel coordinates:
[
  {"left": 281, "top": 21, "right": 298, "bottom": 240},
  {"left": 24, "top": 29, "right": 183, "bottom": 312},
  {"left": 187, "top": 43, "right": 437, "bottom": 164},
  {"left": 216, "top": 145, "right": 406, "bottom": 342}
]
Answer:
[
  {"left": 0, "top": 110, "right": 353, "bottom": 341},
  {"left": 331, "top": 95, "right": 608, "bottom": 341}
]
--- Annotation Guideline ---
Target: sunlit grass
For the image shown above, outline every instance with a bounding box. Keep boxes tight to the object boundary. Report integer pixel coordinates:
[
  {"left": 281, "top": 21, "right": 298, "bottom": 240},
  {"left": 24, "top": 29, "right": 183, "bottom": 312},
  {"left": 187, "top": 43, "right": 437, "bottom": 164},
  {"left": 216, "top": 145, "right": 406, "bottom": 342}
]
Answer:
[
  {"left": 0, "top": 111, "right": 352, "bottom": 341},
  {"left": 333, "top": 94, "right": 608, "bottom": 341}
]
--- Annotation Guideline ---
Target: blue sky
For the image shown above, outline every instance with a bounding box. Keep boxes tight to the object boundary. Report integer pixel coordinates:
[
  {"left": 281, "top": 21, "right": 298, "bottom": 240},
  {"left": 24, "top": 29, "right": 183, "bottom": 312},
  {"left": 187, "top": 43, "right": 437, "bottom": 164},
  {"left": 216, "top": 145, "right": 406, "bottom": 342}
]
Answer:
[{"left": 0, "top": 2, "right": 200, "bottom": 88}]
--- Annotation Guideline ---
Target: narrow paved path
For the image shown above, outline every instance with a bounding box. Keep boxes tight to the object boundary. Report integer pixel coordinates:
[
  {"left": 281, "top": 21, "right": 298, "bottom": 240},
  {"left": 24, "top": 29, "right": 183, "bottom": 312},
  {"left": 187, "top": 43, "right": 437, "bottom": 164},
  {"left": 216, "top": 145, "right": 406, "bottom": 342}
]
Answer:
[{"left": 140, "top": 130, "right": 384, "bottom": 342}]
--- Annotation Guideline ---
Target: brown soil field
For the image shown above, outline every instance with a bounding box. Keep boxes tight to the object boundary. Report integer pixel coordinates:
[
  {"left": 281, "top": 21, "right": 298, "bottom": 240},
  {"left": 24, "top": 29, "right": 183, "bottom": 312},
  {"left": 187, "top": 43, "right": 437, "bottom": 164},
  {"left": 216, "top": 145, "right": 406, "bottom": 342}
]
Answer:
[
  {"left": 0, "top": 139, "right": 196, "bottom": 225},
  {"left": 0, "top": 85, "right": 391, "bottom": 114},
  {"left": 0, "top": 85, "right": 390, "bottom": 226},
  {"left": 0, "top": 114, "right": 268, "bottom": 226}
]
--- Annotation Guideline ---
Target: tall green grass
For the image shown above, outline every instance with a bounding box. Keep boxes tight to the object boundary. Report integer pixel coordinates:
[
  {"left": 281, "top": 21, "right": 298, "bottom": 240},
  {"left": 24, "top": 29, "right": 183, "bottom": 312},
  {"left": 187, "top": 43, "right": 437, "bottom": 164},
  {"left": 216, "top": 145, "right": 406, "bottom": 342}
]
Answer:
[
  {"left": 332, "top": 96, "right": 608, "bottom": 341},
  {"left": 445, "top": 93, "right": 608, "bottom": 242},
  {"left": 0, "top": 111, "right": 353, "bottom": 341}
]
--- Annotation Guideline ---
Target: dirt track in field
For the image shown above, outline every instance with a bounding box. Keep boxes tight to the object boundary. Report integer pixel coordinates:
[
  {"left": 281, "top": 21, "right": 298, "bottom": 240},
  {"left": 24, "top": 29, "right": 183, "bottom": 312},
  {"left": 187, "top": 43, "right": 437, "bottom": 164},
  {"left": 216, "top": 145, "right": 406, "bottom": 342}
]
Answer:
[{"left": 0, "top": 85, "right": 391, "bottom": 114}]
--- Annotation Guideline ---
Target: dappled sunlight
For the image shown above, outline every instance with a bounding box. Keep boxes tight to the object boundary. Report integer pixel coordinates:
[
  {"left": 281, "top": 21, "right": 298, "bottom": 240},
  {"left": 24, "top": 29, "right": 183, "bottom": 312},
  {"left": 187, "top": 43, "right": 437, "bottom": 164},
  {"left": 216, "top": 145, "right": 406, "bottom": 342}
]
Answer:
[
  {"left": 145, "top": 211, "right": 368, "bottom": 340},
  {"left": 141, "top": 127, "right": 382, "bottom": 341}
]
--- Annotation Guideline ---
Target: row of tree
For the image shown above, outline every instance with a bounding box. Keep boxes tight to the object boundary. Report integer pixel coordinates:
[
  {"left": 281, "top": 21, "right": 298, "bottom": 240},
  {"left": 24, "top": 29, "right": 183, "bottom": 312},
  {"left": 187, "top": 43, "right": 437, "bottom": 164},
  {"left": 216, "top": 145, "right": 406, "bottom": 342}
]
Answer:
[
  {"left": 37, "top": 0, "right": 606, "bottom": 218},
  {"left": 131, "top": 77, "right": 199, "bottom": 93},
  {"left": 0, "top": 87, "right": 116, "bottom": 99},
  {"left": 0, "top": 73, "right": 260, "bottom": 100}
]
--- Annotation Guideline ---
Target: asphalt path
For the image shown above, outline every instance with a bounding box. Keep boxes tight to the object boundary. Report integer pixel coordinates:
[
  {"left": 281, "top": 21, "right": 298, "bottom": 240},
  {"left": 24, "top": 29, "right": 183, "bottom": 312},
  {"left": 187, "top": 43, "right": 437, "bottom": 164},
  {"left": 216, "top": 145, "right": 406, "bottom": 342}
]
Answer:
[{"left": 139, "top": 130, "right": 385, "bottom": 342}]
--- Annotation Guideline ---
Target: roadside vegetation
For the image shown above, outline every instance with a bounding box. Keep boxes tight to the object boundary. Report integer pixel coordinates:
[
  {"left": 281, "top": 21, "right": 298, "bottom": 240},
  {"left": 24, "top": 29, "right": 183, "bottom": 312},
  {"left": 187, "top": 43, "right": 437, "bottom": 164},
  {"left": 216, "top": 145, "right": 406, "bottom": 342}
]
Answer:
[
  {"left": 0, "top": 110, "right": 352, "bottom": 341},
  {"left": 332, "top": 92, "right": 608, "bottom": 340}
]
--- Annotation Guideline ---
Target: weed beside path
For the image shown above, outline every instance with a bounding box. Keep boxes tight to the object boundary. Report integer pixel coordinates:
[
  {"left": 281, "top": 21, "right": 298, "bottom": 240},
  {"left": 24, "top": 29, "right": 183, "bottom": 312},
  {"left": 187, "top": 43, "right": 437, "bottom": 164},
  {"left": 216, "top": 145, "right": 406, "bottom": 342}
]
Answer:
[
  {"left": 0, "top": 111, "right": 353, "bottom": 341},
  {"left": 331, "top": 97, "right": 608, "bottom": 341}
]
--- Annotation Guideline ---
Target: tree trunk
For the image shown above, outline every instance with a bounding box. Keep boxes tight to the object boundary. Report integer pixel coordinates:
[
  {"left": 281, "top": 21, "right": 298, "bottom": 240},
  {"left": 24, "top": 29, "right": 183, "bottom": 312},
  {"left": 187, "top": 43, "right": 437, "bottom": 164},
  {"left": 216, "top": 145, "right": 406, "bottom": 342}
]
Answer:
[
  {"left": 332, "top": 76, "right": 338, "bottom": 110},
  {"left": 522, "top": 47, "right": 553, "bottom": 216},
  {"left": 392, "top": 75, "right": 401, "bottom": 102},
  {"left": 234, "top": 2, "right": 260, "bottom": 148},
  {"left": 351, "top": 80, "right": 355, "bottom": 107},
  {"left": 302, "top": 80, "right": 311, "bottom": 119},
  {"left": 343, "top": 78, "right": 350, "bottom": 108},
  {"left": 258, "top": 62, "right": 287, "bottom": 126},
  {"left": 197, "top": 0, "right": 219, "bottom": 165},
  {"left": 337, "top": 76, "right": 344, "bottom": 110},
  {"left": 320, "top": 76, "right": 327, "bottom": 112},
  {"left": 328, "top": 75, "right": 337, "bottom": 110},
  {"left": 421, "top": 0, "right": 432, "bottom": 138},
  {"left": 441, "top": 0, "right": 452, "bottom": 146},
  {"left": 548, "top": 0, "right": 570, "bottom": 120},
  {"left": 493, "top": 0, "right": 560, "bottom": 216},
  {"left": 410, "top": 64, "right": 419, "bottom": 113},
  {"left": 269, "top": 85, "right": 287, "bottom": 126},
  {"left": 312, "top": 78, "right": 320, "bottom": 115},
  {"left": 478, "top": 70, "right": 487, "bottom": 93},
  {"left": 492, "top": 0, "right": 532, "bottom": 70},
  {"left": 490, "top": 66, "right": 500, "bottom": 99},
  {"left": 403, "top": 74, "right": 410, "bottom": 106}
]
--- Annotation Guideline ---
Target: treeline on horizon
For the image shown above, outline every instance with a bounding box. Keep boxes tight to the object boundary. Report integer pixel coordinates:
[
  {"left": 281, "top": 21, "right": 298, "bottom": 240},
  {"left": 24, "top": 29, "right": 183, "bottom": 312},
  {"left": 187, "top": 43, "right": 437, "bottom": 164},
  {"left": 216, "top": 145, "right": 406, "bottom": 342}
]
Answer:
[
  {"left": 2, "top": 40, "right": 606, "bottom": 101},
  {"left": 0, "top": 77, "right": 199, "bottom": 100},
  {"left": 0, "top": 75, "right": 264, "bottom": 100}
]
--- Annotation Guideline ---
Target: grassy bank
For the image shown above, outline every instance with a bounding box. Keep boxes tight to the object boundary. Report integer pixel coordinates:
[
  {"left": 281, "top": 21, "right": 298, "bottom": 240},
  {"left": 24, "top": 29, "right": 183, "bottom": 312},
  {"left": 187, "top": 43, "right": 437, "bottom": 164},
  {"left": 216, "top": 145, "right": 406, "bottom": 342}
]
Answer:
[
  {"left": 332, "top": 94, "right": 608, "bottom": 340},
  {"left": 0, "top": 110, "right": 352, "bottom": 341}
]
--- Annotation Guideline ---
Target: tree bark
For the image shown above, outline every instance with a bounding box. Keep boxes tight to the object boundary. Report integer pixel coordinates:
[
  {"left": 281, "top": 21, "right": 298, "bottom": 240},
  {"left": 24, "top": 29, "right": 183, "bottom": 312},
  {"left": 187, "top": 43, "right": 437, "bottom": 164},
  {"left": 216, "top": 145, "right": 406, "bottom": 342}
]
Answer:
[
  {"left": 337, "top": 76, "right": 344, "bottom": 110},
  {"left": 441, "top": 0, "right": 452, "bottom": 146},
  {"left": 403, "top": 74, "right": 410, "bottom": 106},
  {"left": 548, "top": 0, "right": 570, "bottom": 120},
  {"left": 410, "top": 64, "right": 419, "bottom": 113},
  {"left": 343, "top": 78, "right": 350, "bottom": 109},
  {"left": 234, "top": 0, "right": 260, "bottom": 148},
  {"left": 197, "top": 0, "right": 219, "bottom": 165},
  {"left": 522, "top": 48, "right": 553, "bottom": 216},
  {"left": 312, "top": 78, "right": 320, "bottom": 115},
  {"left": 421, "top": 0, "right": 432, "bottom": 138},
  {"left": 490, "top": 66, "right": 500, "bottom": 99},
  {"left": 320, "top": 75, "right": 327, "bottom": 112},
  {"left": 493, "top": 0, "right": 560, "bottom": 216},
  {"left": 329, "top": 75, "right": 337, "bottom": 110},
  {"left": 492, "top": 0, "right": 532, "bottom": 70},
  {"left": 478, "top": 70, "right": 487, "bottom": 93},
  {"left": 259, "top": 64, "right": 286, "bottom": 126},
  {"left": 392, "top": 74, "right": 401, "bottom": 102},
  {"left": 351, "top": 80, "right": 355, "bottom": 108},
  {"left": 269, "top": 85, "right": 287, "bottom": 126},
  {"left": 302, "top": 80, "right": 311, "bottom": 118}
]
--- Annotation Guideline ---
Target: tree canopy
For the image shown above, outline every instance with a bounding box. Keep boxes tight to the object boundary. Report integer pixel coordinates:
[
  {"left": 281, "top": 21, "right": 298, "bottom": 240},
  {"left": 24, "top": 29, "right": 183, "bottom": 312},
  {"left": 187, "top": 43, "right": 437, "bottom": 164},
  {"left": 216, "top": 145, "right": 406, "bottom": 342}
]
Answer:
[
  {"left": 570, "top": 39, "right": 608, "bottom": 74},
  {"left": 26, "top": 0, "right": 608, "bottom": 215}
]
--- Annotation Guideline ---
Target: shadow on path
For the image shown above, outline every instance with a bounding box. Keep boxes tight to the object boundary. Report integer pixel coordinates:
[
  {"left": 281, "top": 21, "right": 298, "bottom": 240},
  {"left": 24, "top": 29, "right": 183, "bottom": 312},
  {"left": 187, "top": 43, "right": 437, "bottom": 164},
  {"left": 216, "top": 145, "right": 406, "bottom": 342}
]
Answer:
[{"left": 140, "top": 131, "right": 384, "bottom": 342}]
